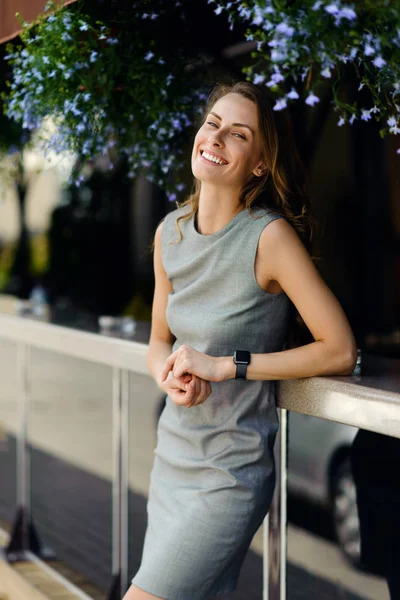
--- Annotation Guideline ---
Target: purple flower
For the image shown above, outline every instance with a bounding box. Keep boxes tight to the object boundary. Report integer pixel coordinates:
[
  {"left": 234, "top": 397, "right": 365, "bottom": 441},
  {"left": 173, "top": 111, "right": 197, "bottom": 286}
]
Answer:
[
  {"left": 340, "top": 8, "right": 356, "bottom": 21},
  {"left": 42, "top": 56, "right": 50, "bottom": 64},
  {"left": 90, "top": 51, "right": 98, "bottom": 63},
  {"left": 286, "top": 88, "right": 299, "bottom": 100},
  {"left": 321, "top": 67, "right": 332, "bottom": 78},
  {"left": 273, "top": 98, "right": 287, "bottom": 111},
  {"left": 338, "top": 117, "right": 346, "bottom": 127},
  {"left": 253, "top": 74, "right": 265, "bottom": 85},
  {"left": 388, "top": 116, "right": 400, "bottom": 134},
  {"left": 361, "top": 109, "right": 371, "bottom": 121},
  {"left": 276, "top": 22, "right": 295, "bottom": 37},
  {"left": 271, "top": 71, "right": 284, "bottom": 83},
  {"left": 145, "top": 51, "right": 154, "bottom": 61},
  {"left": 325, "top": 4, "right": 339, "bottom": 16},
  {"left": 305, "top": 92, "right": 320, "bottom": 106},
  {"left": 373, "top": 56, "right": 386, "bottom": 68}
]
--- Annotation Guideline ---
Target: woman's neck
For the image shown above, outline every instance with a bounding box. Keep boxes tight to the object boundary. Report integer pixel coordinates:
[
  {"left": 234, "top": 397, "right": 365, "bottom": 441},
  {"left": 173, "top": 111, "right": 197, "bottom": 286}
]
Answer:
[{"left": 196, "top": 183, "right": 242, "bottom": 235}]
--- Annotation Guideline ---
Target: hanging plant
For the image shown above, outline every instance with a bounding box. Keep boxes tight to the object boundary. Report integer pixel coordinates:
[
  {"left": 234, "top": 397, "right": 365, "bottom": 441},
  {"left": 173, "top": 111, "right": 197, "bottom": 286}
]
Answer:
[
  {"left": 2, "top": 0, "right": 209, "bottom": 198},
  {"left": 209, "top": 0, "right": 400, "bottom": 149}
]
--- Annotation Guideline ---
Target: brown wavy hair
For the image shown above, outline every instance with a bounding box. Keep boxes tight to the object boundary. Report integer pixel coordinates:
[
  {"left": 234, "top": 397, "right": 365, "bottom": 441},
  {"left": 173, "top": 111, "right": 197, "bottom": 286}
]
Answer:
[{"left": 169, "top": 80, "right": 316, "bottom": 255}]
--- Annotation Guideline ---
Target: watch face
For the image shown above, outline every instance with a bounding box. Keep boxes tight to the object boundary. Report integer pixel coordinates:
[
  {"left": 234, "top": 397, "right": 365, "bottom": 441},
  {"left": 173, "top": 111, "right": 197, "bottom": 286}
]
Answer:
[{"left": 234, "top": 350, "right": 250, "bottom": 364}]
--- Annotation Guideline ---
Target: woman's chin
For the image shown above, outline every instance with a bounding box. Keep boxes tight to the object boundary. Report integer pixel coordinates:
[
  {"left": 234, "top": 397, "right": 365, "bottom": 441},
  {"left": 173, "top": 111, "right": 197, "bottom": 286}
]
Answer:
[{"left": 192, "top": 164, "right": 224, "bottom": 184}]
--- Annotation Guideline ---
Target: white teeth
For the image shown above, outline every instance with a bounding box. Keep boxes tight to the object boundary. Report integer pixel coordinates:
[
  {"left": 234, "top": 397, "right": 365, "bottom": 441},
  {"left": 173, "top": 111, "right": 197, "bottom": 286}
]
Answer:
[{"left": 202, "top": 151, "right": 226, "bottom": 165}]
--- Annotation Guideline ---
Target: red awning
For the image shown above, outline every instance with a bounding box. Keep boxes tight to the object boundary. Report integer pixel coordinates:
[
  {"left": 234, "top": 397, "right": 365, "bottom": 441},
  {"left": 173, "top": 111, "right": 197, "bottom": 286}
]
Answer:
[{"left": 0, "top": 0, "right": 77, "bottom": 45}]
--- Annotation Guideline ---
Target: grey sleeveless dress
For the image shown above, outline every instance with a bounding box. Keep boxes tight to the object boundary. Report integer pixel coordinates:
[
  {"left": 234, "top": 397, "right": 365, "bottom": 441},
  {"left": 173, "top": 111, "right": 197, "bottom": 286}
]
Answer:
[{"left": 131, "top": 204, "right": 292, "bottom": 599}]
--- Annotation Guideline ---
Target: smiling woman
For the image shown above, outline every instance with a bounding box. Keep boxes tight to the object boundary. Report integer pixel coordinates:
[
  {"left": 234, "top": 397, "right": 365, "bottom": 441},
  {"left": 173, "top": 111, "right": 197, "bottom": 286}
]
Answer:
[
  {"left": 177, "top": 81, "right": 314, "bottom": 247},
  {"left": 124, "top": 81, "right": 357, "bottom": 600}
]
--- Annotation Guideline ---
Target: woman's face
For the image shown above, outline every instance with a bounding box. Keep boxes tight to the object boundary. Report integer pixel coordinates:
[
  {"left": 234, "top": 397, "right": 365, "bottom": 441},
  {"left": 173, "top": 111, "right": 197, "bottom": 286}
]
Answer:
[{"left": 191, "top": 92, "right": 264, "bottom": 189}]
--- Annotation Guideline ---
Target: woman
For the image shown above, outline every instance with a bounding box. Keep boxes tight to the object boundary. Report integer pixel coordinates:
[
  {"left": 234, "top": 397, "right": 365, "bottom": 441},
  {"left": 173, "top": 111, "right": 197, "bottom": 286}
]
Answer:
[{"left": 124, "top": 81, "right": 357, "bottom": 600}]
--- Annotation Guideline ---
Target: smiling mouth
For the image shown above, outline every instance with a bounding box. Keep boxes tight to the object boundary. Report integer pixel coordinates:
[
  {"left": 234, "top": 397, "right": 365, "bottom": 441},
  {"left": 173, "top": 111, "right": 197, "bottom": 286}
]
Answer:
[{"left": 200, "top": 150, "right": 228, "bottom": 165}]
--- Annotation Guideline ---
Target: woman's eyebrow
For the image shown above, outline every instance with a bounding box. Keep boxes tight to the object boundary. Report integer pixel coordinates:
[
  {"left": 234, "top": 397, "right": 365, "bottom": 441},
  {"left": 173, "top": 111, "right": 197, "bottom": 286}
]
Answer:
[{"left": 209, "top": 111, "right": 254, "bottom": 135}]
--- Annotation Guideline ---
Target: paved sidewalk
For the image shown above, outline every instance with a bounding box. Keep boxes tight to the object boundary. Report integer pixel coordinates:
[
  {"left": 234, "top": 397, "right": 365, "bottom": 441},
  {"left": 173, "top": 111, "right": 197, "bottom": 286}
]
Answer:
[{"left": 0, "top": 436, "right": 370, "bottom": 600}]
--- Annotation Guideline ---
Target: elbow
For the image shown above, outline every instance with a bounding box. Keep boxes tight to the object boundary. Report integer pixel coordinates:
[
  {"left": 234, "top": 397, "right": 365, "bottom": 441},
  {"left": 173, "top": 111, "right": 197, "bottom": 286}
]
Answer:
[{"left": 337, "top": 343, "right": 358, "bottom": 376}]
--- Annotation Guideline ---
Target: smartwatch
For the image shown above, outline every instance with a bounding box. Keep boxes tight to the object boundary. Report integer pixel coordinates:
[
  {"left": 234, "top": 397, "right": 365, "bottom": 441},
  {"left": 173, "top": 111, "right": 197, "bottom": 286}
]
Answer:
[{"left": 233, "top": 350, "right": 251, "bottom": 380}]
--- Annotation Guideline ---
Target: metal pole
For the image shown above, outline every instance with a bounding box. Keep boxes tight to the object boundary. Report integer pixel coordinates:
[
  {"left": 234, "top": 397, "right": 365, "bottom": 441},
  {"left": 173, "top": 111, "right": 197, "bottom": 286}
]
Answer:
[
  {"left": 263, "top": 512, "right": 269, "bottom": 600},
  {"left": 111, "top": 367, "right": 121, "bottom": 585},
  {"left": 279, "top": 409, "right": 288, "bottom": 600},
  {"left": 120, "top": 369, "right": 130, "bottom": 594},
  {"left": 16, "top": 342, "right": 30, "bottom": 553},
  {"left": 264, "top": 407, "right": 289, "bottom": 600}
]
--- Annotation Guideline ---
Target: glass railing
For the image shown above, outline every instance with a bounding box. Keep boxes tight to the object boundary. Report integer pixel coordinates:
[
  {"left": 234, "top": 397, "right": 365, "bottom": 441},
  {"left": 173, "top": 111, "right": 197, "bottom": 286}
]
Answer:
[{"left": 0, "top": 311, "right": 398, "bottom": 600}]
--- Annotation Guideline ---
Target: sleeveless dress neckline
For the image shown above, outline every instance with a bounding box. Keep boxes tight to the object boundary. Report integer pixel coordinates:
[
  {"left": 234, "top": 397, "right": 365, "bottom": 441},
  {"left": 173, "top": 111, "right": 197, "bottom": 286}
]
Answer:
[{"left": 192, "top": 206, "right": 248, "bottom": 239}]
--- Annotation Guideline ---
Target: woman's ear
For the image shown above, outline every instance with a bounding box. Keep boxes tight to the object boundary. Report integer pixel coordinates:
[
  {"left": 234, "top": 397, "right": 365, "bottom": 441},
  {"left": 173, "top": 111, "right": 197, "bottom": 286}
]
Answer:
[{"left": 253, "top": 163, "right": 266, "bottom": 178}]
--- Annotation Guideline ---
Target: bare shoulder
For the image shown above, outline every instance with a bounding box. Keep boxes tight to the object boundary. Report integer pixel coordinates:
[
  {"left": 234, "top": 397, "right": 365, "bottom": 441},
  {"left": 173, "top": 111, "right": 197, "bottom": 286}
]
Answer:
[{"left": 259, "top": 214, "right": 304, "bottom": 252}]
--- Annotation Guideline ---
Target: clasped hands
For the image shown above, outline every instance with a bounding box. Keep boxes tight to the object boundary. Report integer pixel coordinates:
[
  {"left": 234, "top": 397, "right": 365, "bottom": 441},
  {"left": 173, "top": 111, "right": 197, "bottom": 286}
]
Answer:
[{"left": 158, "top": 344, "right": 226, "bottom": 408}]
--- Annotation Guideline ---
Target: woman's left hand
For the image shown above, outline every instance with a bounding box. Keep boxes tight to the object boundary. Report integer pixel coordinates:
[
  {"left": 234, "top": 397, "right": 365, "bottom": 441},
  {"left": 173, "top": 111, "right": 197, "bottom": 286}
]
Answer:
[{"left": 160, "top": 344, "right": 223, "bottom": 384}]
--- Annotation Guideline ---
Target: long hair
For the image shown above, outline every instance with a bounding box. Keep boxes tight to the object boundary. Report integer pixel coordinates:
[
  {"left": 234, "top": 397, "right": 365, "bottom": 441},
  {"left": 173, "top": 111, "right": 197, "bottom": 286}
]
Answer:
[{"left": 171, "top": 80, "right": 316, "bottom": 256}]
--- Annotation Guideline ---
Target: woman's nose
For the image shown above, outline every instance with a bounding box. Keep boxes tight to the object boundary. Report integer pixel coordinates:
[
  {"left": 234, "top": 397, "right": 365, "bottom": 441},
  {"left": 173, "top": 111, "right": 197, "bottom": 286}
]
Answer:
[{"left": 208, "top": 130, "right": 224, "bottom": 147}]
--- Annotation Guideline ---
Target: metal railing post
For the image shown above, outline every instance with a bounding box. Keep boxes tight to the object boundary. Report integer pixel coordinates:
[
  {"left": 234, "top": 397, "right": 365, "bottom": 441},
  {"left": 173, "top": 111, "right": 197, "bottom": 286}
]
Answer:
[
  {"left": 109, "top": 367, "right": 122, "bottom": 599},
  {"left": 17, "top": 342, "right": 30, "bottom": 553},
  {"left": 279, "top": 409, "right": 288, "bottom": 600},
  {"left": 5, "top": 342, "right": 31, "bottom": 561},
  {"left": 120, "top": 369, "right": 130, "bottom": 594},
  {"left": 109, "top": 366, "right": 130, "bottom": 599},
  {"left": 263, "top": 407, "right": 288, "bottom": 600}
]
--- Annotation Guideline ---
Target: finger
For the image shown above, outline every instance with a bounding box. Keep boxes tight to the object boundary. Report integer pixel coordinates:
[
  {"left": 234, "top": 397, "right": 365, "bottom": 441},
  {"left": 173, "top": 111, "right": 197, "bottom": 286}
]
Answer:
[
  {"left": 198, "top": 378, "right": 210, "bottom": 405},
  {"left": 192, "top": 377, "right": 209, "bottom": 406},
  {"left": 184, "top": 377, "right": 198, "bottom": 407},
  {"left": 160, "top": 352, "right": 177, "bottom": 382},
  {"left": 188, "top": 376, "right": 201, "bottom": 407},
  {"left": 171, "top": 374, "right": 192, "bottom": 391},
  {"left": 189, "top": 377, "right": 201, "bottom": 408},
  {"left": 169, "top": 384, "right": 189, "bottom": 405},
  {"left": 175, "top": 358, "right": 191, "bottom": 380}
]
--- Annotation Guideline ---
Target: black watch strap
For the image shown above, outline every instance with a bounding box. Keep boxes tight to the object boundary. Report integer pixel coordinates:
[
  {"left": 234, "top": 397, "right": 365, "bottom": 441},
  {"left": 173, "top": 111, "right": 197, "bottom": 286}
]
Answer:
[{"left": 235, "top": 362, "right": 248, "bottom": 379}]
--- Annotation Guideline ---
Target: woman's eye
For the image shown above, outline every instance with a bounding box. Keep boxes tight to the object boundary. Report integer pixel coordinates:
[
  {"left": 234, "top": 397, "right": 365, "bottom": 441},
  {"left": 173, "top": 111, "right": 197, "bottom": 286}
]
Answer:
[
  {"left": 206, "top": 121, "right": 218, "bottom": 128},
  {"left": 233, "top": 132, "right": 246, "bottom": 140}
]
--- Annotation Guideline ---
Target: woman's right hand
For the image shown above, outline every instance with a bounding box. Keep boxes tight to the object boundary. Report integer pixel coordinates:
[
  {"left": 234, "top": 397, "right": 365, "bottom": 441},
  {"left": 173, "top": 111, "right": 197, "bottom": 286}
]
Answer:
[{"left": 158, "top": 371, "right": 211, "bottom": 408}]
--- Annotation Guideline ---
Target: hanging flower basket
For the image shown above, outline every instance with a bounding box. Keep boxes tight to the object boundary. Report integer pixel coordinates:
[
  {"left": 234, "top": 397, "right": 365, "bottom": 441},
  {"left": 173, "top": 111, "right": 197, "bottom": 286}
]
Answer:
[
  {"left": 210, "top": 0, "right": 400, "bottom": 148},
  {"left": 2, "top": 0, "right": 209, "bottom": 197}
]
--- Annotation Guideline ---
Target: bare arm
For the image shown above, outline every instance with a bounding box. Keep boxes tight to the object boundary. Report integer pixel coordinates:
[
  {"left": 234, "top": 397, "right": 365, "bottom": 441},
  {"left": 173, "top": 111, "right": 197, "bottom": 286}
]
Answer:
[
  {"left": 146, "top": 221, "right": 175, "bottom": 389},
  {"left": 220, "top": 218, "right": 357, "bottom": 381},
  {"left": 147, "top": 221, "right": 212, "bottom": 407}
]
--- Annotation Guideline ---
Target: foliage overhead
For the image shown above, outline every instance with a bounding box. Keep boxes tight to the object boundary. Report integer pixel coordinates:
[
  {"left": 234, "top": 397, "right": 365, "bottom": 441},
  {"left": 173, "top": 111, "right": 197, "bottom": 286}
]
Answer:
[
  {"left": 2, "top": 0, "right": 212, "bottom": 197},
  {"left": 210, "top": 0, "right": 400, "bottom": 149}
]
